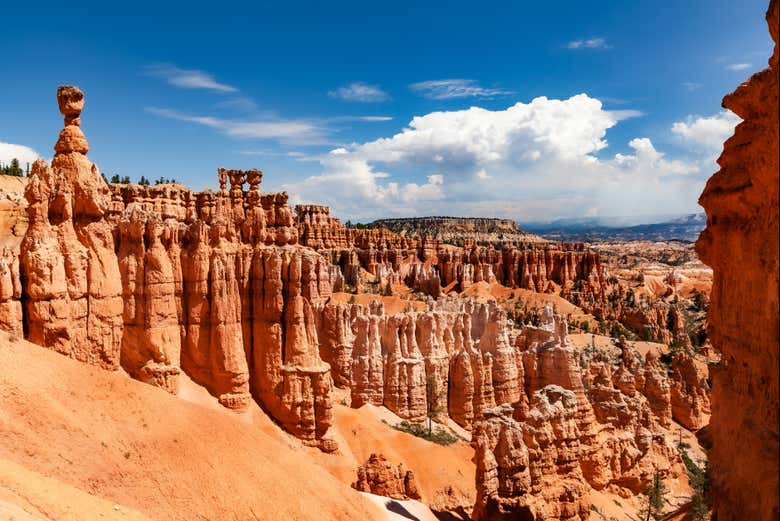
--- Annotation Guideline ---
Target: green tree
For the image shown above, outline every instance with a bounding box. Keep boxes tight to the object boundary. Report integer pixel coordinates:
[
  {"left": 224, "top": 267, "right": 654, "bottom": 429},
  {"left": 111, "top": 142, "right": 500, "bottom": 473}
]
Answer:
[
  {"left": 382, "top": 280, "right": 392, "bottom": 296},
  {"left": 681, "top": 450, "right": 710, "bottom": 520},
  {"left": 639, "top": 470, "right": 668, "bottom": 521},
  {"left": 138, "top": 175, "right": 150, "bottom": 186},
  {"left": 110, "top": 174, "right": 121, "bottom": 184},
  {"left": 8, "top": 158, "right": 23, "bottom": 176}
]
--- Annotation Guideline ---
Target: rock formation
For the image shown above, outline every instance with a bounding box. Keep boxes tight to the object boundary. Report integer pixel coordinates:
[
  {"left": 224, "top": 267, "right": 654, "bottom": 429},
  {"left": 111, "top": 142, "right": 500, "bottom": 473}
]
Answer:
[
  {"left": 12, "top": 87, "right": 337, "bottom": 450},
  {"left": 20, "top": 86, "right": 123, "bottom": 369},
  {"left": 0, "top": 83, "right": 719, "bottom": 517},
  {"left": 695, "top": 1, "right": 779, "bottom": 518},
  {"left": 352, "top": 453, "right": 421, "bottom": 500},
  {"left": 366, "top": 216, "right": 546, "bottom": 246}
]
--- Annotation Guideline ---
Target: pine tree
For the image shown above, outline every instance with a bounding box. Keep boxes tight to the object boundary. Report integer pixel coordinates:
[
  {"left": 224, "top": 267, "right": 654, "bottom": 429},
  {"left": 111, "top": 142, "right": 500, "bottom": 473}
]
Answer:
[
  {"left": 639, "top": 470, "right": 668, "bottom": 521},
  {"left": 3, "top": 158, "right": 24, "bottom": 177}
]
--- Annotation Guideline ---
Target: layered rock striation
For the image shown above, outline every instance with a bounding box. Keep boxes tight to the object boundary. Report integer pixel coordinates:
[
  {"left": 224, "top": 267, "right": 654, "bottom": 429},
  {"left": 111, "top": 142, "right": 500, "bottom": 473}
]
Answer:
[
  {"left": 297, "top": 210, "right": 605, "bottom": 295},
  {"left": 15, "top": 87, "right": 337, "bottom": 450},
  {"left": 366, "top": 216, "right": 545, "bottom": 246},
  {"left": 695, "top": 1, "right": 779, "bottom": 519}
]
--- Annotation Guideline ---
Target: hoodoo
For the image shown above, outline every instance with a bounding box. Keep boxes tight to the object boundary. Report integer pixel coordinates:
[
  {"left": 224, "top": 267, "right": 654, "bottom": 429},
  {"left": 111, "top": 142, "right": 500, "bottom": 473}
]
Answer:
[{"left": 695, "top": 0, "right": 779, "bottom": 519}]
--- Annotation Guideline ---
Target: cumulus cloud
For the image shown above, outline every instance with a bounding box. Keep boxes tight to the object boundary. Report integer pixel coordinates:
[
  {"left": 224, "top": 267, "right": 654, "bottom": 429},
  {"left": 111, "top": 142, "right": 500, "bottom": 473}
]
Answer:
[
  {"left": 329, "top": 82, "right": 389, "bottom": 102},
  {"left": 726, "top": 62, "right": 752, "bottom": 71},
  {"left": 144, "top": 63, "right": 238, "bottom": 93},
  {"left": 567, "top": 37, "right": 610, "bottom": 49},
  {"left": 409, "top": 79, "right": 512, "bottom": 100},
  {"left": 0, "top": 142, "right": 41, "bottom": 168},
  {"left": 671, "top": 110, "right": 741, "bottom": 152},
  {"left": 279, "top": 94, "right": 712, "bottom": 221}
]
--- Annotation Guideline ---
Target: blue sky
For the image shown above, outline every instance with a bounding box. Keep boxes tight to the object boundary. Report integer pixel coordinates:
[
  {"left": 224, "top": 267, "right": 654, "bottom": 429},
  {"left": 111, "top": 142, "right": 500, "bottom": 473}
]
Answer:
[{"left": 0, "top": 0, "right": 772, "bottom": 222}]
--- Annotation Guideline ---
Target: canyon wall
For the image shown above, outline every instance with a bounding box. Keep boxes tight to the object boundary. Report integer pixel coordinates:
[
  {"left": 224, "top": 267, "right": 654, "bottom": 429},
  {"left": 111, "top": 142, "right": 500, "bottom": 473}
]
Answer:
[
  {"left": 15, "top": 87, "right": 338, "bottom": 451},
  {"left": 0, "top": 84, "right": 717, "bottom": 519},
  {"left": 695, "top": 1, "right": 779, "bottom": 519},
  {"left": 317, "top": 296, "right": 704, "bottom": 519},
  {"left": 296, "top": 209, "right": 605, "bottom": 295},
  {"left": 367, "top": 216, "right": 544, "bottom": 246}
]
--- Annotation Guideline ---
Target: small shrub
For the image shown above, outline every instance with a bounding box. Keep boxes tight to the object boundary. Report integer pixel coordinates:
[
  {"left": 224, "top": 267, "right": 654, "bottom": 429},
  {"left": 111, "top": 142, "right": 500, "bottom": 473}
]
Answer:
[{"left": 390, "top": 420, "right": 459, "bottom": 446}]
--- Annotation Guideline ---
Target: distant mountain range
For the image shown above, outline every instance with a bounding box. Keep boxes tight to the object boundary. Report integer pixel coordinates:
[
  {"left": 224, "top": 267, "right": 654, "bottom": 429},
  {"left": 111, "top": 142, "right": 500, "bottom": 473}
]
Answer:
[{"left": 521, "top": 213, "right": 706, "bottom": 242}]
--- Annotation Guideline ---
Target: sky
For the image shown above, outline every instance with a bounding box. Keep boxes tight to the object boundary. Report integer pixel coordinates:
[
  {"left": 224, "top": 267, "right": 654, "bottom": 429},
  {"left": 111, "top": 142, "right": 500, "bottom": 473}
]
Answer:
[{"left": 0, "top": 0, "right": 773, "bottom": 223}]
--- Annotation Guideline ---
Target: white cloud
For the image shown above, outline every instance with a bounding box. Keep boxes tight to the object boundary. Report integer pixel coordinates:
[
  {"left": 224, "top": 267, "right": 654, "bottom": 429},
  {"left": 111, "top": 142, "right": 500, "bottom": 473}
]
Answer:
[
  {"left": 328, "top": 115, "right": 393, "bottom": 122},
  {"left": 0, "top": 142, "right": 41, "bottom": 168},
  {"left": 409, "top": 79, "right": 512, "bottom": 100},
  {"left": 608, "top": 109, "right": 645, "bottom": 120},
  {"left": 279, "top": 94, "right": 709, "bottom": 220},
  {"left": 146, "top": 107, "right": 329, "bottom": 144},
  {"left": 682, "top": 82, "right": 702, "bottom": 91},
  {"left": 567, "top": 37, "right": 610, "bottom": 50},
  {"left": 726, "top": 63, "right": 752, "bottom": 71},
  {"left": 329, "top": 82, "right": 389, "bottom": 102},
  {"left": 671, "top": 110, "right": 741, "bottom": 152},
  {"left": 146, "top": 107, "right": 392, "bottom": 146},
  {"left": 144, "top": 63, "right": 238, "bottom": 93},
  {"left": 214, "top": 96, "right": 258, "bottom": 112}
]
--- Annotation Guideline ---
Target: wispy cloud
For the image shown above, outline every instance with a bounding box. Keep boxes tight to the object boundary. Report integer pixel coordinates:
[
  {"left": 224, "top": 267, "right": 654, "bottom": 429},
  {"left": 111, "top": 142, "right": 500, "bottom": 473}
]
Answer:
[
  {"left": 328, "top": 82, "right": 389, "bottom": 102},
  {"left": 145, "top": 107, "right": 329, "bottom": 144},
  {"left": 567, "top": 37, "right": 611, "bottom": 50},
  {"left": 214, "top": 96, "right": 258, "bottom": 112},
  {"left": 682, "top": 82, "right": 702, "bottom": 91},
  {"left": 328, "top": 115, "right": 393, "bottom": 122},
  {"left": 726, "top": 62, "right": 752, "bottom": 71},
  {"left": 409, "top": 79, "right": 512, "bottom": 100},
  {"left": 608, "top": 109, "right": 645, "bottom": 121},
  {"left": 238, "top": 149, "right": 308, "bottom": 158},
  {"left": 143, "top": 63, "right": 238, "bottom": 93},
  {"left": 146, "top": 107, "right": 391, "bottom": 146}
]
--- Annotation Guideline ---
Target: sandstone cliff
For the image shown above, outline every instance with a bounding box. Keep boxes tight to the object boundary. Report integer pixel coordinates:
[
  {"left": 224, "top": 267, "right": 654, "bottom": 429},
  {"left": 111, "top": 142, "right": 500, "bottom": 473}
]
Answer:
[
  {"left": 14, "top": 87, "right": 338, "bottom": 451},
  {"left": 366, "top": 216, "right": 545, "bottom": 246},
  {"left": 695, "top": 1, "right": 779, "bottom": 519}
]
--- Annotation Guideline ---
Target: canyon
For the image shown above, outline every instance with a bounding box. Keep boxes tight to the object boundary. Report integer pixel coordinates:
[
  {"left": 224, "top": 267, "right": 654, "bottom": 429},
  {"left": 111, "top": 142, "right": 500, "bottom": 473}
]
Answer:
[{"left": 0, "top": 83, "right": 713, "bottom": 521}]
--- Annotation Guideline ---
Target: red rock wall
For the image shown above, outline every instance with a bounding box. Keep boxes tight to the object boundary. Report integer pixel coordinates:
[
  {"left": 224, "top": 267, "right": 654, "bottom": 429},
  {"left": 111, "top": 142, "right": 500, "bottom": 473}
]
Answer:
[
  {"left": 695, "top": 1, "right": 779, "bottom": 519},
  {"left": 17, "top": 87, "right": 338, "bottom": 451}
]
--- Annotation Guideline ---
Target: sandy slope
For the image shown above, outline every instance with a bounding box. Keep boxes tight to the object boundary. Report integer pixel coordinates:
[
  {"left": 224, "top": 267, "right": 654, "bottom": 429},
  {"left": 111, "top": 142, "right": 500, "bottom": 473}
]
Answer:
[
  {"left": 0, "top": 331, "right": 380, "bottom": 521},
  {"left": 314, "top": 402, "right": 476, "bottom": 513}
]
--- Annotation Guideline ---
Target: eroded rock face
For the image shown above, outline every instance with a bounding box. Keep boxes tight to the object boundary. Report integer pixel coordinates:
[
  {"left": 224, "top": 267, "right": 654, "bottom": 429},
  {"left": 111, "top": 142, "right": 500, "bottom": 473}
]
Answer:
[
  {"left": 695, "top": 2, "right": 779, "bottom": 518},
  {"left": 15, "top": 87, "right": 337, "bottom": 451},
  {"left": 297, "top": 208, "right": 605, "bottom": 295},
  {"left": 472, "top": 390, "right": 590, "bottom": 521},
  {"left": 20, "top": 86, "right": 123, "bottom": 369},
  {"left": 352, "top": 453, "right": 421, "bottom": 500}
]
